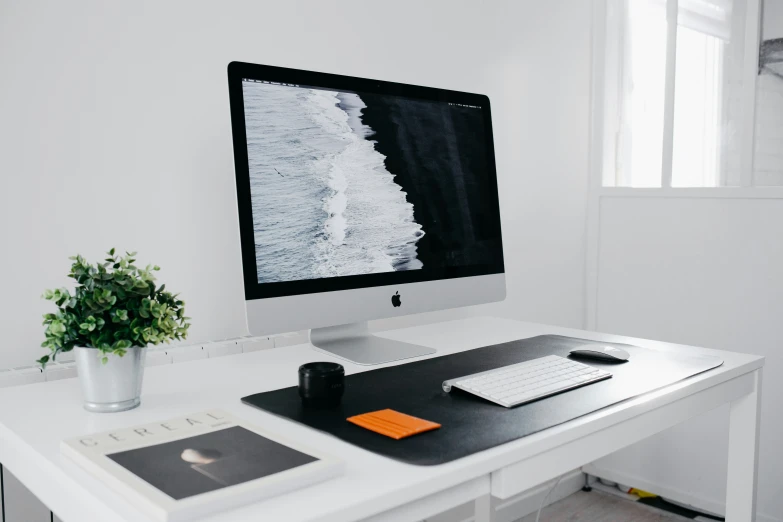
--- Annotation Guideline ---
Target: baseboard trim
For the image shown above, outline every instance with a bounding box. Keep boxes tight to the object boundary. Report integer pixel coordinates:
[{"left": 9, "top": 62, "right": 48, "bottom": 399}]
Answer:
[{"left": 582, "top": 464, "right": 780, "bottom": 522}]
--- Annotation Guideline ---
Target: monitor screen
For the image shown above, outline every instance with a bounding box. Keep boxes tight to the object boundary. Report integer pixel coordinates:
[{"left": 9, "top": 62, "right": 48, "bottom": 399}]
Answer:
[{"left": 229, "top": 64, "right": 503, "bottom": 299}]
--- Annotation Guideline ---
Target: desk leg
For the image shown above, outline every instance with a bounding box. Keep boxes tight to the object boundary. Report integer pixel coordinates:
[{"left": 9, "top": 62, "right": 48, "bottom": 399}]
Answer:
[
  {"left": 726, "top": 369, "right": 762, "bottom": 522},
  {"left": 474, "top": 494, "right": 492, "bottom": 522}
]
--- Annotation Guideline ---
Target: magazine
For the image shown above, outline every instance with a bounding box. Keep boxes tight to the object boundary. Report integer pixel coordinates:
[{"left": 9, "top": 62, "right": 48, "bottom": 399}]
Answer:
[{"left": 61, "top": 410, "right": 342, "bottom": 521}]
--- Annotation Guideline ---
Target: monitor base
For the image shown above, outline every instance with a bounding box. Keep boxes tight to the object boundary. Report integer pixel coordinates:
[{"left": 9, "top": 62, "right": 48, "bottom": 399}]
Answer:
[{"left": 309, "top": 321, "right": 436, "bottom": 366}]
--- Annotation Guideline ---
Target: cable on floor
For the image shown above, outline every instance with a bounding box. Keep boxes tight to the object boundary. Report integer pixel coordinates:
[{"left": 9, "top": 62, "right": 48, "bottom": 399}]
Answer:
[{"left": 535, "top": 473, "right": 566, "bottom": 522}]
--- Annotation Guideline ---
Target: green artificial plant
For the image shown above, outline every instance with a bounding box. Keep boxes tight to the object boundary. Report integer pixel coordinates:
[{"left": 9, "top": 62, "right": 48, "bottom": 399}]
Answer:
[{"left": 38, "top": 249, "right": 190, "bottom": 367}]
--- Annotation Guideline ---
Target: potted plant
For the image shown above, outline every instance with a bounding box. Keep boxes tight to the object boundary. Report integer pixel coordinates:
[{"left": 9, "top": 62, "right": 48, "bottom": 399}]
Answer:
[{"left": 38, "top": 249, "right": 190, "bottom": 412}]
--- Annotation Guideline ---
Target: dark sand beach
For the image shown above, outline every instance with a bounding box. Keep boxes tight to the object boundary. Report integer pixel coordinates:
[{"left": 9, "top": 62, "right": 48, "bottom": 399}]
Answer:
[{"left": 359, "top": 94, "right": 502, "bottom": 270}]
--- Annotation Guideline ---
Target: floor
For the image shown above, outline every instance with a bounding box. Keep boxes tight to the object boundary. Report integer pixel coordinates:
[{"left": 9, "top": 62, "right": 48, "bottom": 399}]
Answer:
[{"left": 516, "top": 490, "right": 692, "bottom": 522}]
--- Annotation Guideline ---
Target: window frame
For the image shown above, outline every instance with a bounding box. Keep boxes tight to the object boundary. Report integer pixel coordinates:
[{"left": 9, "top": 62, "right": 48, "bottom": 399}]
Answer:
[{"left": 592, "top": 0, "right": 768, "bottom": 191}]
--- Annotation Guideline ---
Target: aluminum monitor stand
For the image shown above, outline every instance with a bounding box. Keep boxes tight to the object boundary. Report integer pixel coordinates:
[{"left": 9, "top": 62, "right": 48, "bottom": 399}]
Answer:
[{"left": 310, "top": 321, "right": 436, "bottom": 366}]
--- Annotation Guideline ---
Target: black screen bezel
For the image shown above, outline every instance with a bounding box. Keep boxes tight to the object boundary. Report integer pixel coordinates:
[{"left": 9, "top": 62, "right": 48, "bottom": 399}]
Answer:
[{"left": 227, "top": 61, "right": 505, "bottom": 300}]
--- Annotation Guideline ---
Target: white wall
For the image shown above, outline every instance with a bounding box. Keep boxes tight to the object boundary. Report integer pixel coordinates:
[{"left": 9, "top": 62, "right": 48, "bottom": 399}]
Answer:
[
  {"left": 590, "top": 196, "right": 783, "bottom": 522},
  {"left": 763, "top": 0, "right": 783, "bottom": 38},
  {"left": 0, "top": 1, "right": 592, "bottom": 368}
]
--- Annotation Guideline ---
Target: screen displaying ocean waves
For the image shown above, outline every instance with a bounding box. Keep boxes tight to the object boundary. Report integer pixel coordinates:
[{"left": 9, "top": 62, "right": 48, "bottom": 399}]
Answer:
[{"left": 242, "top": 82, "right": 424, "bottom": 284}]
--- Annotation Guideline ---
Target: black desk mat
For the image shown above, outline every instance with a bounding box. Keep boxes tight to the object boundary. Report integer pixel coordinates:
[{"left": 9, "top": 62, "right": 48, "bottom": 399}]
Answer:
[{"left": 242, "top": 335, "right": 723, "bottom": 465}]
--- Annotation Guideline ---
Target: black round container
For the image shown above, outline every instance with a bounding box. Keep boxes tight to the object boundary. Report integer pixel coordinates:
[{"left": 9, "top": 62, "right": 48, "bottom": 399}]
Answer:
[{"left": 298, "top": 362, "right": 345, "bottom": 408}]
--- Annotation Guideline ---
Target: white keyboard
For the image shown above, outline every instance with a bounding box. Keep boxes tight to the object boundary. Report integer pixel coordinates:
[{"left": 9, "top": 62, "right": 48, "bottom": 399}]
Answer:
[{"left": 442, "top": 355, "right": 612, "bottom": 408}]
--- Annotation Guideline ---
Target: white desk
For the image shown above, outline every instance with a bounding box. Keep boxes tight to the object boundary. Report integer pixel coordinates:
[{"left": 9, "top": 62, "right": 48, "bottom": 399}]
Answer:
[{"left": 0, "top": 317, "right": 764, "bottom": 522}]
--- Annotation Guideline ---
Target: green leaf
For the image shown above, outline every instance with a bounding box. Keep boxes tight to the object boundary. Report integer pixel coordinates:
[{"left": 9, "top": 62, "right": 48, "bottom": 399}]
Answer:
[
  {"left": 49, "top": 321, "right": 66, "bottom": 335},
  {"left": 37, "top": 250, "right": 191, "bottom": 366},
  {"left": 37, "top": 355, "right": 50, "bottom": 369}
]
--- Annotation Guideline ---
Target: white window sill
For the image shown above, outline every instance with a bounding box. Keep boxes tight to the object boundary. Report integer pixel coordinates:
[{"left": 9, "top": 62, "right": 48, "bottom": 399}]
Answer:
[{"left": 594, "top": 187, "right": 783, "bottom": 199}]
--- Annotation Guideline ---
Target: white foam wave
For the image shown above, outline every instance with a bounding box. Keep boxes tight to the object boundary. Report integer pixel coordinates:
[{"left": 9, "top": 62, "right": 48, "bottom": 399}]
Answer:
[
  {"left": 303, "top": 89, "right": 424, "bottom": 277},
  {"left": 337, "top": 93, "right": 376, "bottom": 139},
  {"left": 242, "top": 80, "right": 423, "bottom": 283}
]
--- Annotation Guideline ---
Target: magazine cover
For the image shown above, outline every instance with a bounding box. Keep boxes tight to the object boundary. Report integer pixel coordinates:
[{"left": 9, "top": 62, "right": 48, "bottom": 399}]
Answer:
[{"left": 61, "top": 410, "right": 342, "bottom": 521}]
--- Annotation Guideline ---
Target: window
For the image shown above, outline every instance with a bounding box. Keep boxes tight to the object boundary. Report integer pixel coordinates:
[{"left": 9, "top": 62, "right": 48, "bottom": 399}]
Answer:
[
  {"left": 599, "top": 0, "right": 756, "bottom": 187},
  {"left": 754, "top": 0, "right": 783, "bottom": 186}
]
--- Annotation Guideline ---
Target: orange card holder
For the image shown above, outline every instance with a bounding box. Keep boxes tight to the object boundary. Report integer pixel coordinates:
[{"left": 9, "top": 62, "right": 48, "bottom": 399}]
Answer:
[{"left": 347, "top": 409, "right": 441, "bottom": 440}]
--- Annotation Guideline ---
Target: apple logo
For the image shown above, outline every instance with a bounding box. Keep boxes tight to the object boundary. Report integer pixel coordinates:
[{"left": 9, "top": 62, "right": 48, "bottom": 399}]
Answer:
[{"left": 391, "top": 291, "right": 401, "bottom": 307}]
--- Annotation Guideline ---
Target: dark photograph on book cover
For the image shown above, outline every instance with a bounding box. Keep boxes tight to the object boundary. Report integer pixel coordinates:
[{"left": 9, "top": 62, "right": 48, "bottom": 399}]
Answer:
[{"left": 107, "top": 426, "right": 317, "bottom": 500}]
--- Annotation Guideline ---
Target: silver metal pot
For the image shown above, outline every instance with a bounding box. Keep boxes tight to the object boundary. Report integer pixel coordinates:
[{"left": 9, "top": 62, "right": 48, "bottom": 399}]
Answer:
[{"left": 74, "top": 346, "right": 147, "bottom": 413}]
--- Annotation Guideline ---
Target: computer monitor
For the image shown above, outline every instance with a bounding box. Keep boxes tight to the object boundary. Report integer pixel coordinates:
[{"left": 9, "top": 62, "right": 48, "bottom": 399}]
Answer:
[{"left": 227, "top": 62, "right": 505, "bottom": 365}]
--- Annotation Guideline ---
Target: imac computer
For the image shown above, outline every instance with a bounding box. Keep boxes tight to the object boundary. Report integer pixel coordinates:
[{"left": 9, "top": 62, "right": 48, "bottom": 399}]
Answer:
[{"left": 227, "top": 62, "right": 505, "bottom": 365}]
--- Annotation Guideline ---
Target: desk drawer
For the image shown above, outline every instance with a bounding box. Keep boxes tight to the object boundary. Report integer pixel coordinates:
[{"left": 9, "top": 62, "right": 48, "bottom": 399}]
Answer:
[{"left": 1, "top": 465, "right": 52, "bottom": 522}]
